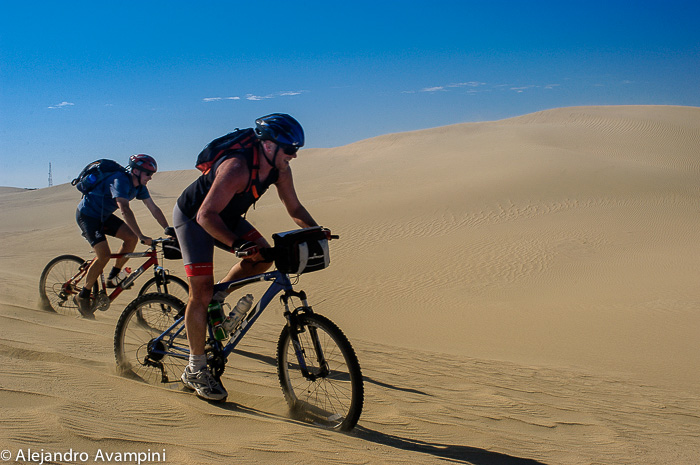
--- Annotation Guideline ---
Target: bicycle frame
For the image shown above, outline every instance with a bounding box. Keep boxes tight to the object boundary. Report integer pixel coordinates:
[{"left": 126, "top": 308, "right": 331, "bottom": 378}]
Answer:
[
  {"left": 66, "top": 247, "right": 162, "bottom": 304},
  {"left": 100, "top": 249, "right": 159, "bottom": 301},
  {"left": 152, "top": 269, "right": 305, "bottom": 362}
]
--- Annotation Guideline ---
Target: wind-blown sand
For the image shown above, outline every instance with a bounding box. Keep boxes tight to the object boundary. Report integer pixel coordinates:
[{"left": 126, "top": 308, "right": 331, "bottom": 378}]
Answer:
[{"left": 1, "top": 105, "right": 699, "bottom": 464}]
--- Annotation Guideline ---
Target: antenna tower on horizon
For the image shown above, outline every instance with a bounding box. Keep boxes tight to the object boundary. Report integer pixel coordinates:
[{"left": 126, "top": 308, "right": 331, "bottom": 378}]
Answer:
[{"left": 48, "top": 162, "right": 53, "bottom": 187}]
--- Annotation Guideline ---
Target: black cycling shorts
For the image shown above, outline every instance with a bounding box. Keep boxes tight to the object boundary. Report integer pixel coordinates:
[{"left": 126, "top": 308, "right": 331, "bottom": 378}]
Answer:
[{"left": 76, "top": 209, "right": 125, "bottom": 247}]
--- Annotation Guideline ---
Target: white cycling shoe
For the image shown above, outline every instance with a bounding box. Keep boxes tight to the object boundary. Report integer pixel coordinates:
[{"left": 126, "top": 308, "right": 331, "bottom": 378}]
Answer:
[{"left": 181, "top": 366, "right": 228, "bottom": 402}]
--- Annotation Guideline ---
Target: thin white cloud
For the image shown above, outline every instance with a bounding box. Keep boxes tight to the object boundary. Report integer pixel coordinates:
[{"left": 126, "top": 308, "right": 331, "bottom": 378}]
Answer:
[
  {"left": 507, "top": 83, "right": 561, "bottom": 92},
  {"left": 202, "top": 96, "right": 242, "bottom": 101},
  {"left": 408, "top": 80, "right": 562, "bottom": 96},
  {"left": 410, "top": 81, "right": 487, "bottom": 94},
  {"left": 48, "top": 101, "right": 74, "bottom": 109},
  {"left": 448, "top": 82, "right": 485, "bottom": 88},
  {"left": 246, "top": 94, "right": 273, "bottom": 101},
  {"left": 421, "top": 86, "right": 445, "bottom": 92},
  {"left": 510, "top": 85, "right": 537, "bottom": 93},
  {"left": 204, "top": 90, "right": 305, "bottom": 102}
]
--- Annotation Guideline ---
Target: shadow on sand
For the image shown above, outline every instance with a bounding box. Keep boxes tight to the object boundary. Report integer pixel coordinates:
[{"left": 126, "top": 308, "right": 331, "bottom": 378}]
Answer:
[
  {"left": 232, "top": 348, "right": 546, "bottom": 463},
  {"left": 232, "top": 348, "right": 431, "bottom": 396},
  {"left": 352, "top": 426, "right": 547, "bottom": 465}
]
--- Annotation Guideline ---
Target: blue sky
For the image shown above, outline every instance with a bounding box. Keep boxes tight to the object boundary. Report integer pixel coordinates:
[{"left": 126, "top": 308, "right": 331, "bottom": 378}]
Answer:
[{"left": 1, "top": 0, "right": 698, "bottom": 188}]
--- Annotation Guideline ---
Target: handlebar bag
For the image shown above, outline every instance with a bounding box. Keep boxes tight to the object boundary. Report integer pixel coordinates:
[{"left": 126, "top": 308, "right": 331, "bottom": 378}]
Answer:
[
  {"left": 272, "top": 227, "right": 330, "bottom": 274},
  {"left": 163, "top": 238, "right": 183, "bottom": 260}
]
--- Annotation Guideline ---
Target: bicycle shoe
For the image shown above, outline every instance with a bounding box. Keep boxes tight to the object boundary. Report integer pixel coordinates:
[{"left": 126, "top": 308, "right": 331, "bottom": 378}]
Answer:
[
  {"left": 181, "top": 366, "right": 228, "bottom": 402},
  {"left": 73, "top": 295, "right": 96, "bottom": 320}
]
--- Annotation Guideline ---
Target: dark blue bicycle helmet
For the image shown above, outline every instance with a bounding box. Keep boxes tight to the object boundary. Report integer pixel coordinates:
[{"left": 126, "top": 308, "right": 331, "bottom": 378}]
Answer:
[{"left": 254, "top": 113, "right": 305, "bottom": 148}]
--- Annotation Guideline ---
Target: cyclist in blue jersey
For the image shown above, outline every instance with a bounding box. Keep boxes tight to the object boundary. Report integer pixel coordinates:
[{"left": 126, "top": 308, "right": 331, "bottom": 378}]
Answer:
[
  {"left": 74, "top": 154, "right": 171, "bottom": 318},
  {"left": 173, "top": 114, "right": 319, "bottom": 401}
]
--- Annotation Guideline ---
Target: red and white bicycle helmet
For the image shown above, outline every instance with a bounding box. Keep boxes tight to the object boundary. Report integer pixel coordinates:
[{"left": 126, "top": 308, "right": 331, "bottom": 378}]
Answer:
[{"left": 129, "top": 154, "right": 158, "bottom": 174}]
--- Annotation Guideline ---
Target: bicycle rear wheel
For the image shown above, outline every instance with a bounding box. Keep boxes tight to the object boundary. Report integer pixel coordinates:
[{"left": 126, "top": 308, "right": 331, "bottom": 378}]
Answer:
[
  {"left": 277, "top": 312, "right": 363, "bottom": 431},
  {"left": 39, "top": 255, "right": 97, "bottom": 316},
  {"left": 114, "top": 293, "right": 188, "bottom": 389}
]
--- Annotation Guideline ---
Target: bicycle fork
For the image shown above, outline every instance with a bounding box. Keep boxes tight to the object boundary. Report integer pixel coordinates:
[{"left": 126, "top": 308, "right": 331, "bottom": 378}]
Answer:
[{"left": 282, "top": 291, "right": 330, "bottom": 381}]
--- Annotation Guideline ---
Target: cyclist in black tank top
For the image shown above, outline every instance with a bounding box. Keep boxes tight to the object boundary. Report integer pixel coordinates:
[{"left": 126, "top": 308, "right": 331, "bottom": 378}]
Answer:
[
  {"left": 176, "top": 148, "right": 279, "bottom": 228},
  {"left": 172, "top": 114, "right": 321, "bottom": 402}
]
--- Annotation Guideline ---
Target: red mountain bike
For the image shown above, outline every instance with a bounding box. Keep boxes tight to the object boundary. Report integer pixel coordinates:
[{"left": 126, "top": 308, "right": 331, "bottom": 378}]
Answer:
[{"left": 40, "top": 237, "right": 188, "bottom": 316}]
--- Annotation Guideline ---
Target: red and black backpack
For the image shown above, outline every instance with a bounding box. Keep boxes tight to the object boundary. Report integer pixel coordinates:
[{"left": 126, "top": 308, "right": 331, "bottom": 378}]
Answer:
[{"left": 195, "top": 128, "right": 263, "bottom": 199}]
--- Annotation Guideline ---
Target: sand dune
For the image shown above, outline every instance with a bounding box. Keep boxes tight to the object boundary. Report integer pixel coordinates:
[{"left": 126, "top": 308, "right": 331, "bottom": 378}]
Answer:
[{"left": 1, "top": 105, "right": 699, "bottom": 464}]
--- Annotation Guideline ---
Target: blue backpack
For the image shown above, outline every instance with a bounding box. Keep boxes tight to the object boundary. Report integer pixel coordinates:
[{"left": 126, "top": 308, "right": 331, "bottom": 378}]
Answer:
[{"left": 71, "top": 159, "right": 129, "bottom": 194}]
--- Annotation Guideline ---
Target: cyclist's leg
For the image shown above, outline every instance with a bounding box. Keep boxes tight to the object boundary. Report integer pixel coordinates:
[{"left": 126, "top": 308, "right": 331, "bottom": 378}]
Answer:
[
  {"left": 76, "top": 210, "right": 112, "bottom": 289},
  {"left": 173, "top": 205, "right": 227, "bottom": 400},
  {"left": 219, "top": 220, "right": 273, "bottom": 282},
  {"left": 181, "top": 274, "right": 228, "bottom": 401},
  {"left": 173, "top": 204, "right": 215, "bottom": 358},
  {"left": 108, "top": 215, "right": 137, "bottom": 270},
  {"left": 85, "top": 241, "right": 111, "bottom": 288},
  {"left": 185, "top": 275, "right": 213, "bottom": 356}
]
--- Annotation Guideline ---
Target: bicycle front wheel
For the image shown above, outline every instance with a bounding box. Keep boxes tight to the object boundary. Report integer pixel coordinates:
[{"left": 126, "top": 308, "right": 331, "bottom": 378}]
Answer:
[
  {"left": 39, "top": 255, "right": 96, "bottom": 316},
  {"left": 138, "top": 274, "right": 189, "bottom": 305},
  {"left": 114, "top": 293, "right": 188, "bottom": 389},
  {"left": 277, "top": 312, "right": 364, "bottom": 431}
]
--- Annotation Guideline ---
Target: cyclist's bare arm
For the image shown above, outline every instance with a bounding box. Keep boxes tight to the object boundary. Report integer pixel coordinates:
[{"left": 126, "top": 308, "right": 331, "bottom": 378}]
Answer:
[
  {"left": 196, "top": 157, "right": 249, "bottom": 248},
  {"left": 142, "top": 197, "right": 170, "bottom": 231},
  {"left": 275, "top": 168, "right": 318, "bottom": 229},
  {"left": 116, "top": 197, "right": 151, "bottom": 245}
]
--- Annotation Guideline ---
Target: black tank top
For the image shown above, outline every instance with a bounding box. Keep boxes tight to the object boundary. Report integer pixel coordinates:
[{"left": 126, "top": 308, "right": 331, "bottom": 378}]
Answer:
[{"left": 176, "top": 146, "right": 279, "bottom": 228}]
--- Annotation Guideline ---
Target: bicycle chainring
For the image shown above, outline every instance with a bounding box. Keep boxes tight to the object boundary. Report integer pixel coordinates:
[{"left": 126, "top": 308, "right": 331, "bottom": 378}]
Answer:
[
  {"left": 205, "top": 343, "right": 227, "bottom": 380},
  {"left": 94, "top": 291, "right": 110, "bottom": 312}
]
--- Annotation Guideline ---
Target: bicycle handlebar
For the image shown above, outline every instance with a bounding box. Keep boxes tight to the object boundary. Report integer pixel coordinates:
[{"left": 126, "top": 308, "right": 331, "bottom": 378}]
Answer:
[
  {"left": 152, "top": 237, "right": 174, "bottom": 243},
  {"left": 139, "top": 227, "right": 177, "bottom": 247},
  {"left": 138, "top": 236, "right": 177, "bottom": 251},
  {"left": 233, "top": 230, "right": 339, "bottom": 259}
]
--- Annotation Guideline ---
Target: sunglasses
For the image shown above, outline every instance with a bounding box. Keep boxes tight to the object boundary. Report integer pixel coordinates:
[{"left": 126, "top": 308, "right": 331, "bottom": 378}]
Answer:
[{"left": 280, "top": 144, "right": 299, "bottom": 155}]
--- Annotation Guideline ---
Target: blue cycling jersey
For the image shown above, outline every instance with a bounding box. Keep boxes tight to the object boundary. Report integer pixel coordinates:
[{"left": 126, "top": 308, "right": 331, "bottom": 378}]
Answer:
[{"left": 77, "top": 171, "right": 150, "bottom": 221}]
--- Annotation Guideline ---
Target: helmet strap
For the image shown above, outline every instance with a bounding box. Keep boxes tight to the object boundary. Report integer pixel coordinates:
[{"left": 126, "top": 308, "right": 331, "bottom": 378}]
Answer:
[
  {"left": 132, "top": 168, "right": 144, "bottom": 187},
  {"left": 261, "top": 140, "right": 278, "bottom": 168}
]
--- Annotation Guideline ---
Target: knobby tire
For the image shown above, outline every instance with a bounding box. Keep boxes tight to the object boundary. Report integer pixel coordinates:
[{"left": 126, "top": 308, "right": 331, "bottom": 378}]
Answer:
[
  {"left": 276, "top": 312, "right": 363, "bottom": 431},
  {"left": 39, "top": 254, "right": 97, "bottom": 316},
  {"left": 114, "top": 293, "right": 188, "bottom": 389},
  {"left": 138, "top": 274, "right": 189, "bottom": 320}
]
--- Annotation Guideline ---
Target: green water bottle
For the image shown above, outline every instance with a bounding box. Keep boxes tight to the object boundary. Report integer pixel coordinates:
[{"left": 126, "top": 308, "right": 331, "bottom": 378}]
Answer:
[{"left": 207, "top": 302, "right": 228, "bottom": 341}]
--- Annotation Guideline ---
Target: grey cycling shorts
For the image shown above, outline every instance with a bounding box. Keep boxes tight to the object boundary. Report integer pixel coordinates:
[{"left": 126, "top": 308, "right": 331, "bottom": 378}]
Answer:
[{"left": 172, "top": 204, "right": 264, "bottom": 277}]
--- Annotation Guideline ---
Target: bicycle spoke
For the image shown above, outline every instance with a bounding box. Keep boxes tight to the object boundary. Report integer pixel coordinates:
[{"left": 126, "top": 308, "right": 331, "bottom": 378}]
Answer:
[
  {"left": 39, "top": 255, "right": 92, "bottom": 316},
  {"left": 277, "top": 313, "right": 363, "bottom": 431},
  {"left": 115, "top": 294, "right": 188, "bottom": 389}
]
